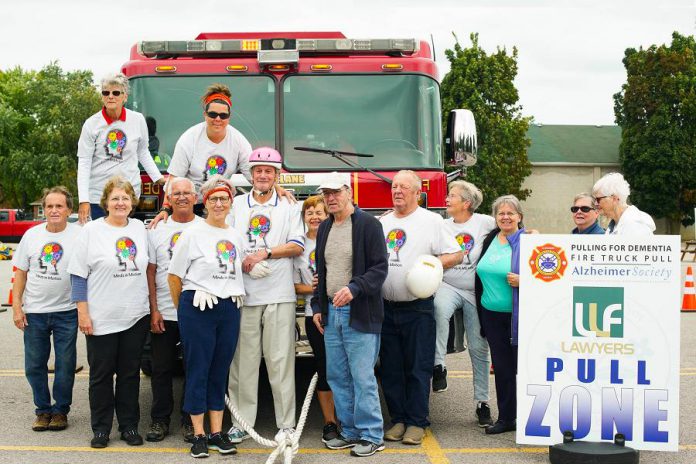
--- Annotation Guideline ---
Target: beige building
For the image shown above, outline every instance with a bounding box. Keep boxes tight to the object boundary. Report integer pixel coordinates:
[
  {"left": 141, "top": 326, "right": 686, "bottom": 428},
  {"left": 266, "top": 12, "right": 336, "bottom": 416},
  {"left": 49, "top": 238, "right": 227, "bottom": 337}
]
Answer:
[{"left": 520, "top": 124, "right": 694, "bottom": 239}]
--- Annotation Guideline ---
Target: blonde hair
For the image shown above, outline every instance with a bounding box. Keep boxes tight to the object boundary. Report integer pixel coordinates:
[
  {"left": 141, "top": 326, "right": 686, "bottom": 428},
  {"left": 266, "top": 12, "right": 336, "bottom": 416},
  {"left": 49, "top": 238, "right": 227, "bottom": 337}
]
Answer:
[{"left": 99, "top": 176, "right": 137, "bottom": 215}]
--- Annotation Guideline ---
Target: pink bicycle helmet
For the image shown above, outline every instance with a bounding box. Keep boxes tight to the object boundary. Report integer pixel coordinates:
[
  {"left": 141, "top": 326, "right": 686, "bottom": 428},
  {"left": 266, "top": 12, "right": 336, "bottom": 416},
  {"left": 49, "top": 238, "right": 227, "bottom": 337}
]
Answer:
[{"left": 248, "top": 147, "right": 282, "bottom": 170}]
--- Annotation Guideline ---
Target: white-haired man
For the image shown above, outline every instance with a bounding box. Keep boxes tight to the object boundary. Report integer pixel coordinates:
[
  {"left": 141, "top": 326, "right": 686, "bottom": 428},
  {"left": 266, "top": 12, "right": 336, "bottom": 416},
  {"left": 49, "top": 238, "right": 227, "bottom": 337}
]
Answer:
[
  {"left": 227, "top": 147, "right": 304, "bottom": 442},
  {"left": 379, "top": 170, "right": 462, "bottom": 445},
  {"left": 145, "top": 177, "right": 202, "bottom": 443}
]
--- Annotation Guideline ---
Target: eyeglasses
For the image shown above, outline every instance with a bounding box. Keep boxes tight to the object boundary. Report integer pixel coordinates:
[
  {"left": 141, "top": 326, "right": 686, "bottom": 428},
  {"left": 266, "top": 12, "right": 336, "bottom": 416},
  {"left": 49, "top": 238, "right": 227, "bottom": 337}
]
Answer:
[
  {"left": 570, "top": 206, "right": 595, "bottom": 213},
  {"left": 171, "top": 192, "right": 194, "bottom": 198},
  {"left": 101, "top": 90, "right": 123, "bottom": 97},
  {"left": 108, "top": 196, "right": 132, "bottom": 202},
  {"left": 594, "top": 196, "right": 608, "bottom": 203},
  {"left": 321, "top": 188, "right": 345, "bottom": 198},
  {"left": 207, "top": 196, "right": 231, "bottom": 205},
  {"left": 206, "top": 111, "right": 230, "bottom": 120},
  {"left": 496, "top": 211, "right": 518, "bottom": 217}
]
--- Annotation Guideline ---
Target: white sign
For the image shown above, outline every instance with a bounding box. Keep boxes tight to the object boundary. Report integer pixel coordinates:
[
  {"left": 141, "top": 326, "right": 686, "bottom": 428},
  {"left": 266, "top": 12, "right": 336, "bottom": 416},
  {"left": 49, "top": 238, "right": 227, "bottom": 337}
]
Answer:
[{"left": 517, "top": 234, "right": 681, "bottom": 451}]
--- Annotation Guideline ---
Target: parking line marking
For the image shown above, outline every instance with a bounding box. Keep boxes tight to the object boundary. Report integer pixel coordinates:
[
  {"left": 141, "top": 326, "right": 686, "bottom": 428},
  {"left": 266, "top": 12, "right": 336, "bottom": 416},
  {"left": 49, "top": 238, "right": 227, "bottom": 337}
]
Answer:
[{"left": 422, "top": 428, "right": 449, "bottom": 464}]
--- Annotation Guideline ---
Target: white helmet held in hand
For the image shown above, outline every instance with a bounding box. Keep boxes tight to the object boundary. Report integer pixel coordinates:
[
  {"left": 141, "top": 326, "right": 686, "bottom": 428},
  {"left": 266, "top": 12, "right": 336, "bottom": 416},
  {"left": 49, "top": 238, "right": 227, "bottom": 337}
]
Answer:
[{"left": 406, "top": 255, "right": 444, "bottom": 299}]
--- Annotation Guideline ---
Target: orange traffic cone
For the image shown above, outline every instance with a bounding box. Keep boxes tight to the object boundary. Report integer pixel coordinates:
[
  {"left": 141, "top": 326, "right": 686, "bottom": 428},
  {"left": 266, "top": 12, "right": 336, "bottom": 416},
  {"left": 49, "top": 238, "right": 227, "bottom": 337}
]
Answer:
[
  {"left": 0, "top": 266, "right": 16, "bottom": 309},
  {"left": 682, "top": 266, "right": 696, "bottom": 312}
]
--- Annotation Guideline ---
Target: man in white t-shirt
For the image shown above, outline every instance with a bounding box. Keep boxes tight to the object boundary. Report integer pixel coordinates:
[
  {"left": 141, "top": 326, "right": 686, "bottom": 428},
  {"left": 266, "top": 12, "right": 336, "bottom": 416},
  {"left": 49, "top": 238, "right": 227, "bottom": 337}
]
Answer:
[
  {"left": 433, "top": 181, "right": 495, "bottom": 427},
  {"left": 226, "top": 147, "right": 304, "bottom": 442},
  {"left": 12, "top": 187, "right": 81, "bottom": 432},
  {"left": 145, "top": 177, "right": 202, "bottom": 443},
  {"left": 379, "top": 170, "right": 462, "bottom": 446}
]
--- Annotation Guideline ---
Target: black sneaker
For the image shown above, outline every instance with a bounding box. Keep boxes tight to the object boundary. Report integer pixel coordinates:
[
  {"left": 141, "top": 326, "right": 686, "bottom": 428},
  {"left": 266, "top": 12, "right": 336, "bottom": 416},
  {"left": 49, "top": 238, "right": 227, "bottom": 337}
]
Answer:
[
  {"left": 476, "top": 402, "right": 494, "bottom": 427},
  {"left": 432, "top": 365, "right": 448, "bottom": 392},
  {"left": 146, "top": 422, "right": 169, "bottom": 442},
  {"left": 190, "top": 434, "right": 209, "bottom": 458},
  {"left": 90, "top": 431, "right": 109, "bottom": 448},
  {"left": 485, "top": 419, "right": 516, "bottom": 435},
  {"left": 322, "top": 422, "right": 339, "bottom": 444},
  {"left": 182, "top": 423, "right": 195, "bottom": 443},
  {"left": 120, "top": 429, "right": 144, "bottom": 446},
  {"left": 208, "top": 432, "right": 237, "bottom": 455}
]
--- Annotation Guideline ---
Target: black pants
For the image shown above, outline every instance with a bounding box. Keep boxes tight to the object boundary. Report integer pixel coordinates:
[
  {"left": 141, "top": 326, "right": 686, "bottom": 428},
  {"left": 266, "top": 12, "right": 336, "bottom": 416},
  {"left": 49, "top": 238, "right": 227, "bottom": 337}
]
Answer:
[
  {"left": 305, "top": 316, "right": 330, "bottom": 392},
  {"left": 150, "top": 320, "right": 190, "bottom": 425},
  {"left": 86, "top": 316, "right": 149, "bottom": 434},
  {"left": 481, "top": 309, "right": 517, "bottom": 422}
]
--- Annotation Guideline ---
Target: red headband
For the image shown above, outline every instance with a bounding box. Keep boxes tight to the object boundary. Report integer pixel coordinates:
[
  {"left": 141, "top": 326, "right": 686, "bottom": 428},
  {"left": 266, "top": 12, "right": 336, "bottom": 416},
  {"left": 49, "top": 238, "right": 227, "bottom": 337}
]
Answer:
[
  {"left": 204, "top": 93, "right": 232, "bottom": 108},
  {"left": 203, "top": 185, "right": 233, "bottom": 205}
]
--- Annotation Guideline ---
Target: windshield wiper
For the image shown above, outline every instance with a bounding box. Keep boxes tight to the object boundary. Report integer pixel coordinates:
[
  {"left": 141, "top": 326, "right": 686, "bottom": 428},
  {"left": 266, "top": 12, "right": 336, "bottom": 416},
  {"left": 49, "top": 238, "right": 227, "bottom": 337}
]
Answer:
[{"left": 293, "top": 146, "right": 393, "bottom": 185}]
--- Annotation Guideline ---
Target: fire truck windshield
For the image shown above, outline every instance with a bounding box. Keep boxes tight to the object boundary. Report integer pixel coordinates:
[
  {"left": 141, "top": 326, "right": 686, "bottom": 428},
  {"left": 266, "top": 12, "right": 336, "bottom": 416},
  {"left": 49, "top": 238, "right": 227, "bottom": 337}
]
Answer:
[
  {"left": 282, "top": 74, "right": 442, "bottom": 171},
  {"left": 127, "top": 75, "right": 276, "bottom": 171}
]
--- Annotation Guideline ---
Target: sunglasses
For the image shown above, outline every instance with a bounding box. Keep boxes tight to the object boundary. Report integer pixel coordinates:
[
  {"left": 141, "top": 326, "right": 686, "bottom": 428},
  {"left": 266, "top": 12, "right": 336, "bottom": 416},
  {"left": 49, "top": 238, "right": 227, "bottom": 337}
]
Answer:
[
  {"left": 206, "top": 111, "right": 230, "bottom": 120},
  {"left": 101, "top": 90, "right": 123, "bottom": 97},
  {"left": 570, "top": 206, "right": 595, "bottom": 213}
]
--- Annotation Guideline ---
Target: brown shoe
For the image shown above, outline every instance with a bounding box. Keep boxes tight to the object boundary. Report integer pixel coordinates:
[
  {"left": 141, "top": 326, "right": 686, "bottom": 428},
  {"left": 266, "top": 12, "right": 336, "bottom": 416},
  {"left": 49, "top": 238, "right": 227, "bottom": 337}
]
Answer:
[
  {"left": 402, "top": 426, "right": 425, "bottom": 445},
  {"left": 384, "top": 423, "right": 405, "bottom": 441},
  {"left": 48, "top": 414, "right": 68, "bottom": 431},
  {"left": 32, "top": 413, "right": 52, "bottom": 432}
]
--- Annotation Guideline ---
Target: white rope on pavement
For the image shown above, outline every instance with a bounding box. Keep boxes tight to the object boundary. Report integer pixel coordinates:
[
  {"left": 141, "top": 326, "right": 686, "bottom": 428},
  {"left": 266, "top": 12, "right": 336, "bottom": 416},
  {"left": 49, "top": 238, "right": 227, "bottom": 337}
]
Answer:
[{"left": 225, "top": 372, "right": 318, "bottom": 464}]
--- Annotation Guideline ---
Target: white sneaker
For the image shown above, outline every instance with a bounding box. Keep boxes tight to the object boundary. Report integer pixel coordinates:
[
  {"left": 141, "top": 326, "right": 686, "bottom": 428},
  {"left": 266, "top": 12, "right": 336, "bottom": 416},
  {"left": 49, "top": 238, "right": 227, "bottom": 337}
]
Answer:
[{"left": 226, "top": 426, "right": 250, "bottom": 444}]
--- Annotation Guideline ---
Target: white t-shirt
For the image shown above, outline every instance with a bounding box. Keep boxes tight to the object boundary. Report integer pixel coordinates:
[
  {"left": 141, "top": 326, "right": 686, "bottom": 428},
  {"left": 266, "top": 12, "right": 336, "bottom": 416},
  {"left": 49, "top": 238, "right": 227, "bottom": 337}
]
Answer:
[
  {"left": 380, "top": 207, "right": 461, "bottom": 302},
  {"left": 67, "top": 218, "right": 150, "bottom": 335},
  {"left": 167, "top": 122, "right": 252, "bottom": 203},
  {"left": 12, "top": 223, "right": 81, "bottom": 314},
  {"left": 442, "top": 213, "right": 497, "bottom": 304},
  {"left": 168, "top": 221, "right": 246, "bottom": 299},
  {"left": 293, "top": 236, "right": 316, "bottom": 317},
  {"left": 148, "top": 216, "right": 203, "bottom": 321},
  {"left": 228, "top": 191, "right": 305, "bottom": 306},
  {"left": 76, "top": 108, "right": 163, "bottom": 204}
]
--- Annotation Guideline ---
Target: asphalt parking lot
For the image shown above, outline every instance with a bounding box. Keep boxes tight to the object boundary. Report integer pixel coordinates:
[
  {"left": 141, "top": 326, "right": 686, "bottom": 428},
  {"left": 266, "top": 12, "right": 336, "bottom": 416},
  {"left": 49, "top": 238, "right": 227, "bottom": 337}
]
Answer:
[{"left": 0, "top": 258, "right": 695, "bottom": 464}]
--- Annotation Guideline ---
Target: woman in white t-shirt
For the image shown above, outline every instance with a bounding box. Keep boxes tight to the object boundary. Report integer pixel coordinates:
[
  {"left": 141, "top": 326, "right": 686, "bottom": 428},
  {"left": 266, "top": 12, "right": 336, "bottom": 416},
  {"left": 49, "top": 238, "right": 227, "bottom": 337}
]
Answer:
[
  {"left": 292, "top": 195, "right": 338, "bottom": 442},
  {"left": 167, "top": 175, "right": 245, "bottom": 458},
  {"left": 68, "top": 176, "right": 151, "bottom": 448}
]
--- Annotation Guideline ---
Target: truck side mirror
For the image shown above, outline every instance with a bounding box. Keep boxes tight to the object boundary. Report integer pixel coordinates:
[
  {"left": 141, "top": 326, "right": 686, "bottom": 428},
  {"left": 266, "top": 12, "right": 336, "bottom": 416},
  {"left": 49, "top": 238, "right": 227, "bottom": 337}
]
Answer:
[{"left": 445, "top": 109, "right": 477, "bottom": 167}]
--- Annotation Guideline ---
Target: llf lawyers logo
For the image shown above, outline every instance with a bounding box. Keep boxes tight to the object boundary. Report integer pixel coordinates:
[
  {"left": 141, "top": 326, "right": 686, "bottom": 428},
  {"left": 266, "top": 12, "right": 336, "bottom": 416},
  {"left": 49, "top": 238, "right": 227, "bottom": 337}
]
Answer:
[
  {"left": 528, "top": 243, "right": 568, "bottom": 282},
  {"left": 572, "top": 286, "right": 624, "bottom": 338}
]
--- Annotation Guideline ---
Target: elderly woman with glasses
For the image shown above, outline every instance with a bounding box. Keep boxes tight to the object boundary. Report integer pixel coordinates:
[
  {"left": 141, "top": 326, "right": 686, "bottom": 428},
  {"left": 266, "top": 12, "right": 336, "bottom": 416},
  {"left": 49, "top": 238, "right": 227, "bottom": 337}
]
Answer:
[
  {"left": 475, "top": 195, "right": 532, "bottom": 435},
  {"left": 592, "top": 173, "right": 655, "bottom": 236},
  {"left": 68, "top": 176, "right": 151, "bottom": 448},
  {"left": 76, "top": 73, "right": 164, "bottom": 224},
  {"left": 167, "top": 175, "right": 245, "bottom": 458}
]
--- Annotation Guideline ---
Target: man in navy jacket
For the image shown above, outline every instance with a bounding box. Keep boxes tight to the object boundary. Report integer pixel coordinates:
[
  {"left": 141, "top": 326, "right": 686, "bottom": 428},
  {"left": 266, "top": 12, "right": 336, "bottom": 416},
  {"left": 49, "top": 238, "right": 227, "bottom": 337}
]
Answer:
[{"left": 311, "top": 172, "right": 388, "bottom": 457}]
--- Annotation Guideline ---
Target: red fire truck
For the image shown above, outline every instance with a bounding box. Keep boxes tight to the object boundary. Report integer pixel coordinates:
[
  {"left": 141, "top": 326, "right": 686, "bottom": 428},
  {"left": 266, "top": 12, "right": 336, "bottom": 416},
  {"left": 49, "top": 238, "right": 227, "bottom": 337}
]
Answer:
[{"left": 121, "top": 32, "right": 477, "bottom": 218}]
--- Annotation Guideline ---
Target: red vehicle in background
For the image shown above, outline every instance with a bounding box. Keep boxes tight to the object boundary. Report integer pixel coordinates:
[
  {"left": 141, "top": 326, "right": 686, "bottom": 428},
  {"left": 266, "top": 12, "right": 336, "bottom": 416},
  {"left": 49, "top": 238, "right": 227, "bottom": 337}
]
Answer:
[
  {"left": 0, "top": 209, "right": 44, "bottom": 242},
  {"left": 122, "top": 32, "right": 477, "bottom": 220}
]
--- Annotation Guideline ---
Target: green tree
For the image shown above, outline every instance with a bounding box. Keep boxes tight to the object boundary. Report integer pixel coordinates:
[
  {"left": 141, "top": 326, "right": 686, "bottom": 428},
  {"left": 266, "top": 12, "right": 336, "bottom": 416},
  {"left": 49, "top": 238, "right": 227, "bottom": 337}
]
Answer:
[
  {"left": 614, "top": 32, "right": 696, "bottom": 228},
  {"left": 441, "top": 33, "right": 532, "bottom": 214},
  {"left": 0, "top": 63, "right": 101, "bottom": 208}
]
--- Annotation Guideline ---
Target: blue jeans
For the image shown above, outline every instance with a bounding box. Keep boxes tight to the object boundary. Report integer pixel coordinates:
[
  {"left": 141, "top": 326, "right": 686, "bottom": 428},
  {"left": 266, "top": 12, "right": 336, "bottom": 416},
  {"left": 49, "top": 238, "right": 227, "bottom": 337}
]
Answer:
[
  {"left": 324, "top": 303, "right": 383, "bottom": 444},
  {"left": 24, "top": 310, "right": 78, "bottom": 415},
  {"left": 380, "top": 298, "right": 435, "bottom": 428},
  {"left": 434, "top": 284, "right": 490, "bottom": 402}
]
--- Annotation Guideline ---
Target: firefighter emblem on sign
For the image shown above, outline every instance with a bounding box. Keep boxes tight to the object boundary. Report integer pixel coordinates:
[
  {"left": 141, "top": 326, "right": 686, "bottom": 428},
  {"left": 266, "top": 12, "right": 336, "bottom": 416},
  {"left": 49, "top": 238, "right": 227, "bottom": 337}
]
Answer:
[{"left": 528, "top": 243, "right": 567, "bottom": 282}]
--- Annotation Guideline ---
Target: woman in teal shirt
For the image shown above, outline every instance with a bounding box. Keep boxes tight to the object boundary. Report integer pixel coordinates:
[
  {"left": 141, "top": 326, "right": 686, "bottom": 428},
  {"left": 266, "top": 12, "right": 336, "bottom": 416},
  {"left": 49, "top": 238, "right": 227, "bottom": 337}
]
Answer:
[{"left": 475, "top": 195, "right": 526, "bottom": 435}]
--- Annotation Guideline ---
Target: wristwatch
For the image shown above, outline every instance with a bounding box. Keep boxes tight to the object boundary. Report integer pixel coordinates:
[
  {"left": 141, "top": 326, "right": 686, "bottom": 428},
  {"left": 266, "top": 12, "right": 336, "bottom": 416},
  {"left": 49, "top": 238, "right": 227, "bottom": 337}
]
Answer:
[
  {"left": 265, "top": 248, "right": 273, "bottom": 259},
  {"left": 160, "top": 206, "right": 173, "bottom": 215}
]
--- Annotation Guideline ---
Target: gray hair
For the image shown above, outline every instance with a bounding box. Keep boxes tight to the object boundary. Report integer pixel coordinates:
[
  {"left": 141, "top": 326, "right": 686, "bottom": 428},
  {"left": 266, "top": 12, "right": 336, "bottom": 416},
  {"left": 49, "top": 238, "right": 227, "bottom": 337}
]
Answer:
[
  {"left": 592, "top": 172, "right": 630, "bottom": 206},
  {"left": 573, "top": 192, "right": 595, "bottom": 204},
  {"left": 42, "top": 186, "right": 73, "bottom": 210},
  {"left": 491, "top": 194, "right": 524, "bottom": 223},
  {"left": 200, "top": 174, "right": 233, "bottom": 199},
  {"left": 166, "top": 177, "right": 196, "bottom": 196},
  {"left": 449, "top": 180, "right": 483, "bottom": 212},
  {"left": 394, "top": 170, "right": 422, "bottom": 190},
  {"left": 100, "top": 72, "right": 129, "bottom": 94}
]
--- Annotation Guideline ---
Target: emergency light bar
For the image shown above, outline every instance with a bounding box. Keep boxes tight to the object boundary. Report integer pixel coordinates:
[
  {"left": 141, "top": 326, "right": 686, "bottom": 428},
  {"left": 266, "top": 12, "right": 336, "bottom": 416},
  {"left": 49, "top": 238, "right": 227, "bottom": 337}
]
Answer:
[{"left": 138, "top": 38, "right": 419, "bottom": 58}]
